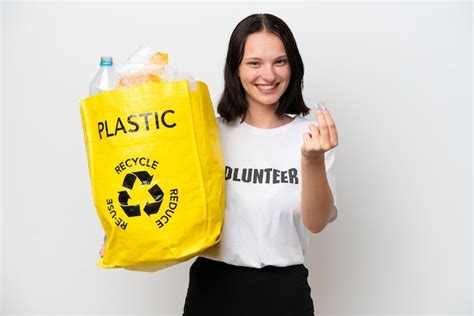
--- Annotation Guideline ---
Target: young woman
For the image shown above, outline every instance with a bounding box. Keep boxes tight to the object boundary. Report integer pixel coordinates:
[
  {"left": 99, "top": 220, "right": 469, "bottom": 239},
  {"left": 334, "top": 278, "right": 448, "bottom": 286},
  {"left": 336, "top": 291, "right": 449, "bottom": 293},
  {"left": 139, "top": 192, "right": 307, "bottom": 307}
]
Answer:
[{"left": 182, "top": 13, "right": 339, "bottom": 316}]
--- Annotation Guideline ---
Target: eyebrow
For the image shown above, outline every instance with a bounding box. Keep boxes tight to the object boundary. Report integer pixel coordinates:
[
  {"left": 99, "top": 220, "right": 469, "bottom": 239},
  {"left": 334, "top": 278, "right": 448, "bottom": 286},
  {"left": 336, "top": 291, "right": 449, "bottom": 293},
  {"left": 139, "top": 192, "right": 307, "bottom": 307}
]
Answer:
[{"left": 243, "top": 55, "right": 288, "bottom": 61}]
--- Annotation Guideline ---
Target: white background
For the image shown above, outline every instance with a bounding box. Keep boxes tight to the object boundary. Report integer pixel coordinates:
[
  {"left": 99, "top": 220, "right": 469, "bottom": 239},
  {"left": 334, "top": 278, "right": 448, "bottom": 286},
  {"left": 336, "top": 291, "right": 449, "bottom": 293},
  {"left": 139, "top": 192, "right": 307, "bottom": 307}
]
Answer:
[{"left": 1, "top": 1, "right": 472, "bottom": 315}]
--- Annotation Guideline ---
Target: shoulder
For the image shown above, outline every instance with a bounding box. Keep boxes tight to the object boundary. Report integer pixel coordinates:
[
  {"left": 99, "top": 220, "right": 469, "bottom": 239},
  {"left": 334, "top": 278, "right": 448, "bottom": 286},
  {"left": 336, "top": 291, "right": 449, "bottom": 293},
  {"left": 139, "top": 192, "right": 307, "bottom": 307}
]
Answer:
[
  {"left": 216, "top": 116, "right": 242, "bottom": 129},
  {"left": 216, "top": 116, "right": 230, "bottom": 127},
  {"left": 215, "top": 116, "right": 240, "bottom": 137},
  {"left": 216, "top": 116, "right": 225, "bottom": 125}
]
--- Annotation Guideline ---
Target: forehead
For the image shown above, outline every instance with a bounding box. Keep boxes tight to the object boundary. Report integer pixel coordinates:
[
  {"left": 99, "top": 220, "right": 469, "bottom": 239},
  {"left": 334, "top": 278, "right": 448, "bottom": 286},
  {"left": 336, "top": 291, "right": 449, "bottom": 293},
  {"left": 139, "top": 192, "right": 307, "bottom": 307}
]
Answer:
[{"left": 242, "top": 31, "right": 286, "bottom": 58}]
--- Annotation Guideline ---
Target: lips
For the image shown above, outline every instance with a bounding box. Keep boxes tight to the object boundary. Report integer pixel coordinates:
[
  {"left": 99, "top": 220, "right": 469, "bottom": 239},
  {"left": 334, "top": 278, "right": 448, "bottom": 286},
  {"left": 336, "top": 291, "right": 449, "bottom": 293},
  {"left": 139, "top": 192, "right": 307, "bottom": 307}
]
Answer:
[{"left": 255, "top": 83, "right": 279, "bottom": 94}]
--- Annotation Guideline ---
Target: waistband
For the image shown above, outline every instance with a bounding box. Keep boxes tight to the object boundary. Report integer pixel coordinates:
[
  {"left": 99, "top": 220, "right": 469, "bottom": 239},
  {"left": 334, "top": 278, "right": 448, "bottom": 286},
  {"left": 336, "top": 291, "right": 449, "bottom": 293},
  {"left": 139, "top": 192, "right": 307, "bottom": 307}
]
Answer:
[{"left": 195, "top": 256, "right": 306, "bottom": 272}]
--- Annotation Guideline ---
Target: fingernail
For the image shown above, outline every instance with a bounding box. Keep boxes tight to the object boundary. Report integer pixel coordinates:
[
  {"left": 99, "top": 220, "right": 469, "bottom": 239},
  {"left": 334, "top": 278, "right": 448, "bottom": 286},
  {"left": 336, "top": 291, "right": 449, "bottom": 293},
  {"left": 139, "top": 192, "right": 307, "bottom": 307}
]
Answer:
[{"left": 318, "top": 101, "right": 327, "bottom": 110}]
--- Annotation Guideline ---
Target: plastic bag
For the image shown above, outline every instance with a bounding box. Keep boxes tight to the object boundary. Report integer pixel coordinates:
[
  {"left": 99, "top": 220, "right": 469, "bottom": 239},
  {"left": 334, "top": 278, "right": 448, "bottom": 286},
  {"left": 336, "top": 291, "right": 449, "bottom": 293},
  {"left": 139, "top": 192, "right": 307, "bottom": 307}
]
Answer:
[
  {"left": 117, "top": 46, "right": 193, "bottom": 87},
  {"left": 80, "top": 77, "right": 225, "bottom": 272}
]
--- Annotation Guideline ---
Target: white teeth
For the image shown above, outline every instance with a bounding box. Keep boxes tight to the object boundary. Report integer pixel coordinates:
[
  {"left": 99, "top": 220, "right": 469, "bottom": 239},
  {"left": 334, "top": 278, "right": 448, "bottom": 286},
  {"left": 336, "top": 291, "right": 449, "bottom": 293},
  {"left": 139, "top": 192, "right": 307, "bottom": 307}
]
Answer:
[{"left": 256, "top": 85, "right": 276, "bottom": 90}]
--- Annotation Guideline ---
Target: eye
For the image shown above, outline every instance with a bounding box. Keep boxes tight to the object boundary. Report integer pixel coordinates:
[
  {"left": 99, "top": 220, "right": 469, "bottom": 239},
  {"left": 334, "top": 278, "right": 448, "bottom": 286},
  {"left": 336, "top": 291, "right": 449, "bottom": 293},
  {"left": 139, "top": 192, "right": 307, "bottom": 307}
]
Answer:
[
  {"left": 275, "top": 59, "right": 288, "bottom": 65},
  {"left": 247, "top": 61, "right": 260, "bottom": 67}
]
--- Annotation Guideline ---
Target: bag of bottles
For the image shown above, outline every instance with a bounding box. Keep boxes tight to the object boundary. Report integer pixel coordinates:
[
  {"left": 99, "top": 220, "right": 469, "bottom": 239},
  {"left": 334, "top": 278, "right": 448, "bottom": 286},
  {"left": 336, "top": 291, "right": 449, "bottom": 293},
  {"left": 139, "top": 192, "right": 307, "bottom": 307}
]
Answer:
[{"left": 80, "top": 51, "right": 225, "bottom": 272}]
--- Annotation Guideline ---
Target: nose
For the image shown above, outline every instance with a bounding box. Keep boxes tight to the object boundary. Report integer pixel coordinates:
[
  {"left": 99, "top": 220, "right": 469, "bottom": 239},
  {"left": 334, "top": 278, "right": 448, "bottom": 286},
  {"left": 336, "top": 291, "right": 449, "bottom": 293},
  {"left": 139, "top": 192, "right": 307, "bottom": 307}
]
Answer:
[{"left": 260, "top": 64, "right": 276, "bottom": 82}]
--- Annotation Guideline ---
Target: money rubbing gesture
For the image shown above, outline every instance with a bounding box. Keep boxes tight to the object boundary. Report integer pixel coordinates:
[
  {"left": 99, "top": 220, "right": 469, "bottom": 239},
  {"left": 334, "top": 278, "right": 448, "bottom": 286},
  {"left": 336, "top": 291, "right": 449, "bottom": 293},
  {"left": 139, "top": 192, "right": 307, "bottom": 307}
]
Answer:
[{"left": 301, "top": 101, "right": 339, "bottom": 160}]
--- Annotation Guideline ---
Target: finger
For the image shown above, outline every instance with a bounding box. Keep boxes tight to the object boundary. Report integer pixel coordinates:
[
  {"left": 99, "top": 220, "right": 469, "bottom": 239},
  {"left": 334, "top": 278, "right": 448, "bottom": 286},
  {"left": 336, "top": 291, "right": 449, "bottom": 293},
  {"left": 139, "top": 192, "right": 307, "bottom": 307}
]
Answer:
[
  {"left": 316, "top": 102, "right": 329, "bottom": 125},
  {"left": 100, "top": 243, "right": 106, "bottom": 257},
  {"left": 308, "top": 124, "right": 320, "bottom": 138},
  {"left": 315, "top": 105, "right": 330, "bottom": 148},
  {"left": 315, "top": 106, "right": 328, "bottom": 129},
  {"left": 312, "top": 112, "right": 330, "bottom": 149},
  {"left": 303, "top": 131, "right": 321, "bottom": 152},
  {"left": 321, "top": 110, "right": 338, "bottom": 147},
  {"left": 306, "top": 126, "right": 322, "bottom": 149},
  {"left": 303, "top": 131, "right": 312, "bottom": 143}
]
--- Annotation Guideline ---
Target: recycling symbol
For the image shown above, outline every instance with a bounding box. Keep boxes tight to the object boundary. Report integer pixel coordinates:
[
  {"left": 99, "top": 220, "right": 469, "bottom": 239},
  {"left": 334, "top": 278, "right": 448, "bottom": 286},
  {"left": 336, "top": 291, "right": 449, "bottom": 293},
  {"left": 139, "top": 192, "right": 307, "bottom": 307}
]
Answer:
[{"left": 118, "top": 171, "right": 164, "bottom": 217}]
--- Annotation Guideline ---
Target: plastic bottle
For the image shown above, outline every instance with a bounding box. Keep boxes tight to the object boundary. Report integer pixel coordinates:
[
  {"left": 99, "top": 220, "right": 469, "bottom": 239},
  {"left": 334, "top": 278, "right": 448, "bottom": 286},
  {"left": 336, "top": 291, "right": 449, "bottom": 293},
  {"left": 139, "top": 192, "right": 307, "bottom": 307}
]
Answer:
[{"left": 89, "top": 56, "right": 119, "bottom": 96}]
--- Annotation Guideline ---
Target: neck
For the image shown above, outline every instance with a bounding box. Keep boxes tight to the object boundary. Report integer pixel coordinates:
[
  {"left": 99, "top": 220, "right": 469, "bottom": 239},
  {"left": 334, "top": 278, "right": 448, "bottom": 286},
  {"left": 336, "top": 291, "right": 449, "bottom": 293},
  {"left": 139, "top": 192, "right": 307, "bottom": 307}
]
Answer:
[{"left": 243, "top": 106, "right": 291, "bottom": 129}]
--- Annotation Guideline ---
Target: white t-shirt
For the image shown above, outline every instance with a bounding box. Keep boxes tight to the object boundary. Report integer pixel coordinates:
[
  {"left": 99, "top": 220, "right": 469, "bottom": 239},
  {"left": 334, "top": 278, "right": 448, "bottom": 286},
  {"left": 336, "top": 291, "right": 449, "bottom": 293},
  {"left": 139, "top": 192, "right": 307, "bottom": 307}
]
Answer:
[{"left": 199, "top": 115, "right": 338, "bottom": 268}]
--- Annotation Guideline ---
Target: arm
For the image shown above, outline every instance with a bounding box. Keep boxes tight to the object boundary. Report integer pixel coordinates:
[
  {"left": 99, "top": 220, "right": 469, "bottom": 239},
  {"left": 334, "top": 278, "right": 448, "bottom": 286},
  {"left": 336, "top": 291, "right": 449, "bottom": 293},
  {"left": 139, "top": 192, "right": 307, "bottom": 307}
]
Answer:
[
  {"left": 300, "top": 102, "right": 339, "bottom": 233},
  {"left": 301, "top": 155, "right": 334, "bottom": 233}
]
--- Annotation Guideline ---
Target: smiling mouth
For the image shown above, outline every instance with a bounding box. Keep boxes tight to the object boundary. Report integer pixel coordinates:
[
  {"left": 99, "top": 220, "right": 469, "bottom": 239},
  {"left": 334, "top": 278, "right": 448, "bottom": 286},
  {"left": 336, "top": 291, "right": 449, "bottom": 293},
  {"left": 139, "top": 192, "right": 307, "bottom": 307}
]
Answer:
[{"left": 255, "top": 83, "right": 279, "bottom": 93}]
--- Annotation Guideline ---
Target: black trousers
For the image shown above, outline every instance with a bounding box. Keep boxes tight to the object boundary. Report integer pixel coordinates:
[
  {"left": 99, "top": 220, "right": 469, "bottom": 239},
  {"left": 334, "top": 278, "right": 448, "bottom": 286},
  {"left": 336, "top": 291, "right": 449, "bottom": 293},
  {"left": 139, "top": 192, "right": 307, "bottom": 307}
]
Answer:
[{"left": 182, "top": 256, "right": 315, "bottom": 316}]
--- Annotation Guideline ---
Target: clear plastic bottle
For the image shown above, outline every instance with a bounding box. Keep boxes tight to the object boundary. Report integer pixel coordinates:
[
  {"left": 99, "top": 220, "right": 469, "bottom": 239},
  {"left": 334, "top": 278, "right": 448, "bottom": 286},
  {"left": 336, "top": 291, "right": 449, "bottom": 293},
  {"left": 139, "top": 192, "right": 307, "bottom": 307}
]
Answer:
[{"left": 89, "top": 56, "right": 119, "bottom": 96}]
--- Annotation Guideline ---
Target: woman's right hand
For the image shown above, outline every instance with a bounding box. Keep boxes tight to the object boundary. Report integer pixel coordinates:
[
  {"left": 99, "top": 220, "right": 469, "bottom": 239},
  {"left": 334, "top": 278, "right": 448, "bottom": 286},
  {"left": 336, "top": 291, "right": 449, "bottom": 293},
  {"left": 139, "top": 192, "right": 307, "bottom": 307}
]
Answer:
[{"left": 99, "top": 235, "right": 107, "bottom": 258}]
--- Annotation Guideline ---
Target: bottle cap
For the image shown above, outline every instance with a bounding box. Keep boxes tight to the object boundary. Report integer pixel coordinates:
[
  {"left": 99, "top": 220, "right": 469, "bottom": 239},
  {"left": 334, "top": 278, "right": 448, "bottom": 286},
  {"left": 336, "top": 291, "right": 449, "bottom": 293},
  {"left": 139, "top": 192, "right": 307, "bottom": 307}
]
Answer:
[{"left": 100, "top": 56, "right": 113, "bottom": 66}]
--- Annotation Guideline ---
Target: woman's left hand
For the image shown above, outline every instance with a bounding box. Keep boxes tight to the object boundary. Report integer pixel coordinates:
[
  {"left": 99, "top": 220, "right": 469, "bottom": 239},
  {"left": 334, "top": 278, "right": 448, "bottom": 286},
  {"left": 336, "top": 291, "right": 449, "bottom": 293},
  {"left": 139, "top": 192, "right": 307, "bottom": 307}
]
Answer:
[{"left": 301, "top": 101, "right": 339, "bottom": 161}]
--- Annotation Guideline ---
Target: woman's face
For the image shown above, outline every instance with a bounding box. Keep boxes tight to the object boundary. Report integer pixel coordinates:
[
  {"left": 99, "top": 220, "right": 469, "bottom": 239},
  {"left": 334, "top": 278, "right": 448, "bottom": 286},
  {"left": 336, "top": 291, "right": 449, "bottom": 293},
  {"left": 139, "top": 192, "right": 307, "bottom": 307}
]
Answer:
[{"left": 238, "top": 31, "right": 291, "bottom": 111}]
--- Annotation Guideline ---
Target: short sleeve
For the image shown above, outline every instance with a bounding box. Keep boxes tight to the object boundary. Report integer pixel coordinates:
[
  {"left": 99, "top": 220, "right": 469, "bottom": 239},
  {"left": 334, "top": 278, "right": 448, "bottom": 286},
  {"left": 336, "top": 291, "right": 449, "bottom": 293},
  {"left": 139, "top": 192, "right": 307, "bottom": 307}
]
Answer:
[{"left": 324, "top": 147, "right": 338, "bottom": 223}]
